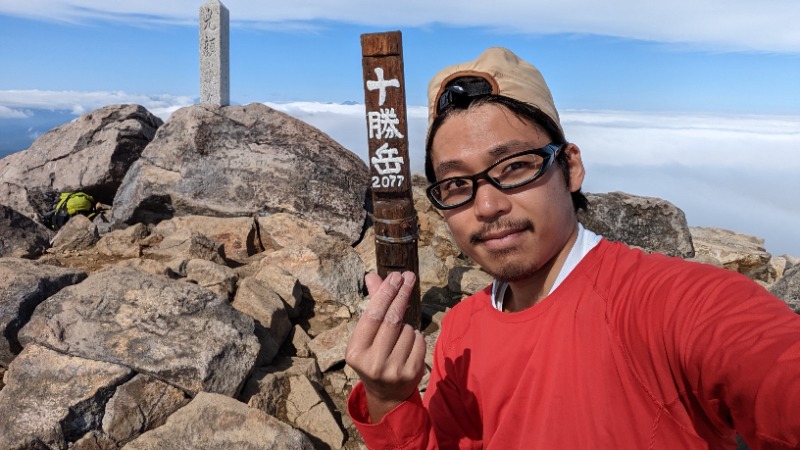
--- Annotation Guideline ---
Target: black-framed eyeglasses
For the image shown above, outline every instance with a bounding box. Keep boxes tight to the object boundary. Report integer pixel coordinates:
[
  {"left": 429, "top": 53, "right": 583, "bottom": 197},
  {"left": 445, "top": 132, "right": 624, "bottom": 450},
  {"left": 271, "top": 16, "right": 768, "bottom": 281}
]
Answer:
[{"left": 426, "top": 143, "right": 563, "bottom": 210}]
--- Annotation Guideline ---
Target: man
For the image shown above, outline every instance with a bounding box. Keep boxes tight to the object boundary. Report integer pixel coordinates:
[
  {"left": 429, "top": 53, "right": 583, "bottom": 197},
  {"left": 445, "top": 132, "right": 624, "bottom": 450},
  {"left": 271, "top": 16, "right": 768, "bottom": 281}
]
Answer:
[{"left": 345, "top": 47, "right": 800, "bottom": 449}]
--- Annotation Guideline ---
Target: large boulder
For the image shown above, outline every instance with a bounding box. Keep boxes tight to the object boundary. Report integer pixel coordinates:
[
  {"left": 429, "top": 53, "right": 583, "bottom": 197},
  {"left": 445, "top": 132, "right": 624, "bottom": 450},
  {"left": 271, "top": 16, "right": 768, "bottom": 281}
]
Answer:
[
  {"left": 0, "top": 104, "right": 162, "bottom": 220},
  {"left": 578, "top": 191, "right": 695, "bottom": 258},
  {"left": 0, "top": 258, "right": 86, "bottom": 367},
  {"left": 111, "top": 103, "right": 369, "bottom": 243},
  {"left": 261, "top": 234, "right": 365, "bottom": 311},
  {"left": 101, "top": 374, "right": 190, "bottom": 446},
  {"left": 152, "top": 216, "right": 264, "bottom": 264},
  {"left": 0, "top": 344, "right": 133, "bottom": 450},
  {"left": 122, "top": 392, "right": 315, "bottom": 450},
  {"left": 18, "top": 266, "right": 259, "bottom": 396},
  {"left": 242, "top": 357, "right": 344, "bottom": 448},
  {"left": 0, "top": 204, "right": 53, "bottom": 258},
  {"left": 690, "top": 227, "right": 775, "bottom": 283}
]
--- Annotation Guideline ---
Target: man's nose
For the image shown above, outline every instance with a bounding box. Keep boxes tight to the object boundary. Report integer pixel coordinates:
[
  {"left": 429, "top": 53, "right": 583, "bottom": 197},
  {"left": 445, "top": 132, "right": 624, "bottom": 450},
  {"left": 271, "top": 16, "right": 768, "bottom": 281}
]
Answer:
[{"left": 473, "top": 179, "right": 511, "bottom": 219}]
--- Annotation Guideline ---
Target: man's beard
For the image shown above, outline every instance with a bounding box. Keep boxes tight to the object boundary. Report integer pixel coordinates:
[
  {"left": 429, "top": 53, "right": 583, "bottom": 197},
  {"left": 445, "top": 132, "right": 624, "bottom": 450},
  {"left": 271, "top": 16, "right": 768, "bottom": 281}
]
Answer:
[
  {"left": 481, "top": 254, "right": 541, "bottom": 282},
  {"left": 468, "top": 218, "right": 539, "bottom": 282}
]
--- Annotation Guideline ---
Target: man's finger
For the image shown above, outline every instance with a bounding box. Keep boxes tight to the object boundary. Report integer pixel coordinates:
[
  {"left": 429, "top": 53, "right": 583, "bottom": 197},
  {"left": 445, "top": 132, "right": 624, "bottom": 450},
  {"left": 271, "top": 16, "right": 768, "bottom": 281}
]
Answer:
[
  {"left": 370, "top": 271, "right": 416, "bottom": 353},
  {"left": 347, "top": 272, "right": 404, "bottom": 353},
  {"left": 364, "top": 272, "right": 384, "bottom": 297},
  {"left": 386, "top": 323, "right": 418, "bottom": 368}
]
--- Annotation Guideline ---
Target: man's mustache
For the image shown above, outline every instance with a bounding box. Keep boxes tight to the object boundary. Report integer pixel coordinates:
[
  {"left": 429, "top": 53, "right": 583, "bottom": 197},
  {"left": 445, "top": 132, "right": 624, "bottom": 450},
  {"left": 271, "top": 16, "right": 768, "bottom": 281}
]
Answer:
[{"left": 469, "top": 219, "right": 534, "bottom": 245}]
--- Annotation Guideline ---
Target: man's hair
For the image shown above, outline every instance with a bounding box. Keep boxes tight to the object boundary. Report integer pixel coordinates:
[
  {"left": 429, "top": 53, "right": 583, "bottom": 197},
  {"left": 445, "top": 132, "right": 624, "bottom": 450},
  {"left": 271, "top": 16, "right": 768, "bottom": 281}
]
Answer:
[{"left": 425, "top": 95, "right": 589, "bottom": 212}]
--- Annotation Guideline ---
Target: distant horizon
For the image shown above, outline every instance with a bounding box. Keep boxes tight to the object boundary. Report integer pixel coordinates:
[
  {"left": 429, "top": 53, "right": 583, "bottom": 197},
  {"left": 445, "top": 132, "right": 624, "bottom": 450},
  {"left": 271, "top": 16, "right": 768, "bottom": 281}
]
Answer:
[{"left": 1, "top": 1, "right": 798, "bottom": 257}]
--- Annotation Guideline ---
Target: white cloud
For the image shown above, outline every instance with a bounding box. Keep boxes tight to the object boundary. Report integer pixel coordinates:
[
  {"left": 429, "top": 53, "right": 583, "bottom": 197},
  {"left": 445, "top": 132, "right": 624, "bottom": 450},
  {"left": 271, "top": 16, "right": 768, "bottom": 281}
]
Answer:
[
  {"left": 0, "top": 0, "right": 798, "bottom": 53},
  {"left": 0, "top": 90, "right": 194, "bottom": 121},
  {"left": 265, "top": 101, "right": 800, "bottom": 172},
  {"left": 26, "top": 127, "right": 43, "bottom": 141},
  {"left": 562, "top": 110, "right": 800, "bottom": 170},
  {"left": 0, "top": 105, "right": 31, "bottom": 119}
]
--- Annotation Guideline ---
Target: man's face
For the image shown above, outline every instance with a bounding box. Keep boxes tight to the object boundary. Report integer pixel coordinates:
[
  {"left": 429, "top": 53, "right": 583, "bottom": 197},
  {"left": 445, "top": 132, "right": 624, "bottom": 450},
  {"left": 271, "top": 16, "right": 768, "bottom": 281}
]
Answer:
[{"left": 429, "top": 103, "right": 584, "bottom": 283}]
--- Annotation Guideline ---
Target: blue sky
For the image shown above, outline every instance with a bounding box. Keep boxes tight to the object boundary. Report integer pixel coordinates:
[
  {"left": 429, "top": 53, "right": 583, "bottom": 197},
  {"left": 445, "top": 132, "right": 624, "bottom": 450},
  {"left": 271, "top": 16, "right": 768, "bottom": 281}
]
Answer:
[{"left": 1, "top": 1, "right": 799, "bottom": 256}]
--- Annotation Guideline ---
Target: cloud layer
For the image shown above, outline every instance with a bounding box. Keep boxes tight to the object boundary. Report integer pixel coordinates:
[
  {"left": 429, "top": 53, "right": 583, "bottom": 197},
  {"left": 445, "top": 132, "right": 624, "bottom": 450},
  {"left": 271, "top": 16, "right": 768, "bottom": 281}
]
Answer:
[
  {"left": 1, "top": 1, "right": 799, "bottom": 53},
  {"left": 0, "top": 90, "right": 194, "bottom": 120}
]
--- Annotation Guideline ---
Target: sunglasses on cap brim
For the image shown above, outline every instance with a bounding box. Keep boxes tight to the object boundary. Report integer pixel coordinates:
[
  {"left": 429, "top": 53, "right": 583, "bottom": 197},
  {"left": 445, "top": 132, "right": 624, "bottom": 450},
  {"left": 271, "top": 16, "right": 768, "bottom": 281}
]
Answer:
[{"left": 436, "top": 76, "right": 495, "bottom": 115}]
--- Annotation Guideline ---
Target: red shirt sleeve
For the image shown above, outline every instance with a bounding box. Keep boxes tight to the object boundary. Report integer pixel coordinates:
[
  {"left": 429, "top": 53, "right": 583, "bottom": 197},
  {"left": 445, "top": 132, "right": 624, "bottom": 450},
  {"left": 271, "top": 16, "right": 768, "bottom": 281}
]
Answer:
[
  {"left": 347, "top": 306, "right": 484, "bottom": 450},
  {"left": 679, "top": 271, "right": 800, "bottom": 449},
  {"left": 347, "top": 382, "right": 432, "bottom": 450}
]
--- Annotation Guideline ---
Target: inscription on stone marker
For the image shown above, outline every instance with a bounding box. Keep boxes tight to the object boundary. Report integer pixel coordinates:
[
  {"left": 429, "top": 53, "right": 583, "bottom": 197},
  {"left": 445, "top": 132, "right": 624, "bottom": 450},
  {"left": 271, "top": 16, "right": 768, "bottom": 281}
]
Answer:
[{"left": 199, "top": 0, "right": 230, "bottom": 106}]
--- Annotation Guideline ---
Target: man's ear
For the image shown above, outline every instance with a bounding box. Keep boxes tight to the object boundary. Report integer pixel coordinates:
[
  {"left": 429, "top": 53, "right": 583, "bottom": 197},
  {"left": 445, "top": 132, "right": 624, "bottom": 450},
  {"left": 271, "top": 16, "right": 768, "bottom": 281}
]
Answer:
[{"left": 563, "top": 143, "right": 585, "bottom": 193}]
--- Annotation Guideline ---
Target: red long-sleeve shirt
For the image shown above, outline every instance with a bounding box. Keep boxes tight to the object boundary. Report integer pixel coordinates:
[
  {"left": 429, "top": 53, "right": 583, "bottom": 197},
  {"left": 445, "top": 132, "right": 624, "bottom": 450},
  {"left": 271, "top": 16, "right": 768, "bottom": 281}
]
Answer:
[{"left": 348, "top": 239, "right": 800, "bottom": 449}]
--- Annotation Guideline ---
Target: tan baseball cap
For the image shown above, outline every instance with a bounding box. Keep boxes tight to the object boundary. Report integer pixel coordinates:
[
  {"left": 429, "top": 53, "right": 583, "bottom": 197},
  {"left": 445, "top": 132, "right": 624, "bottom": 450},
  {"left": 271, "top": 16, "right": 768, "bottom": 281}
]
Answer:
[{"left": 427, "top": 47, "right": 563, "bottom": 137}]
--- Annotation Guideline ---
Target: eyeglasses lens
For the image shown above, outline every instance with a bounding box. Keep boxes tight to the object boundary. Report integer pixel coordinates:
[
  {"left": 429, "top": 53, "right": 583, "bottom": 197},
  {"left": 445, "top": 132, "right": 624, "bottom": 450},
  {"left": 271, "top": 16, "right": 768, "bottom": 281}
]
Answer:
[{"left": 431, "top": 152, "right": 547, "bottom": 208}]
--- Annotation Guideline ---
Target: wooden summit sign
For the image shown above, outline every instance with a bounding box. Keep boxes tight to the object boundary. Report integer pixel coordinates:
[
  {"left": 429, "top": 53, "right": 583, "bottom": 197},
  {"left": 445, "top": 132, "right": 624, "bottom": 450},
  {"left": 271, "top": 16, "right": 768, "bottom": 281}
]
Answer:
[{"left": 360, "top": 31, "right": 420, "bottom": 328}]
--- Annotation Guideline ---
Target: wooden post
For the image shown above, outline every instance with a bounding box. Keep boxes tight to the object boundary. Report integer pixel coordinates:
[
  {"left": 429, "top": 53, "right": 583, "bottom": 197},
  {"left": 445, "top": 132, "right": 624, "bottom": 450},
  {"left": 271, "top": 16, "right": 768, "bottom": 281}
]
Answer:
[{"left": 360, "top": 31, "right": 420, "bottom": 329}]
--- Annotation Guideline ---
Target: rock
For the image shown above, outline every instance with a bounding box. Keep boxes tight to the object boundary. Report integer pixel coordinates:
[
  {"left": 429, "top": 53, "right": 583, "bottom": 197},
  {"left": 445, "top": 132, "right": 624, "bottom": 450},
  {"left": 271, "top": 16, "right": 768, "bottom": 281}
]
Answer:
[
  {"left": 113, "top": 258, "right": 175, "bottom": 278},
  {"left": 232, "top": 277, "right": 291, "bottom": 342},
  {"left": 257, "top": 212, "right": 328, "bottom": 249},
  {"left": 770, "top": 266, "right": 800, "bottom": 313},
  {"left": 419, "top": 245, "right": 449, "bottom": 291},
  {"left": 413, "top": 175, "right": 461, "bottom": 257},
  {"left": 183, "top": 259, "right": 238, "bottom": 300},
  {"left": 144, "top": 230, "right": 226, "bottom": 265},
  {"left": 0, "top": 257, "right": 86, "bottom": 366},
  {"left": 95, "top": 223, "right": 149, "bottom": 258},
  {"left": 770, "top": 256, "right": 788, "bottom": 281},
  {"left": 252, "top": 264, "right": 304, "bottom": 318},
  {"left": 19, "top": 266, "right": 259, "bottom": 396},
  {"left": 0, "top": 204, "right": 53, "bottom": 258},
  {"left": 111, "top": 103, "right": 369, "bottom": 243},
  {"left": 153, "top": 215, "right": 269, "bottom": 264},
  {"left": 782, "top": 254, "right": 800, "bottom": 271},
  {"left": 690, "top": 227, "right": 774, "bottom": 282},
  {"left": 308, "top": 321, "right": 356, "bottom": 372},
  {"left": 578, "top": 191, "right": 695, "bottom": 258},
  {"left": 102, "top": 374, "right": 189, "bottom": 446},
  {"left": 241, "top": 357, "right": 323, "bottom": 418},
  {"left": 285, "top": 325, "right": 313, "bottom": 358},
  {"left": 232, "top": 277, "right": 292, "bottom": 355},
  {"left": 424, "top": 325, "right": 442, "bottom": 371},
  {"left": 122, "top": 392, "right": 314, "bottom": 450},
  {"left": 71, "top": 431, "right": 118, "bottom": 450},
  {"left": 262, "top": 234, "right": 364, "bottom": 311},
  {"left": 0, "top": 104, "right": 162, "bottom": 220},
  {"left": 325, "top": 370, "right": 350, "bottom": 397},
  {"left": 0, "top": 344, "right": 132, "bottom": 450},
  {"left": 447, "top": 266, "right": 492, "bottom": 296},
  {"left": 354, "top": 227, "right": 378, "bottom": 274},
  {"left": 686, "top": 253, "right": 725, "bottom": 269},
  {"left": 287, "top": 375, "right": 345, "bottom": 449},
  {"left": 50, "top": 214, "right": 100, "bottom": 252},
  {"left": 93, "top": 208, "right": 114, "bottom": 237}
]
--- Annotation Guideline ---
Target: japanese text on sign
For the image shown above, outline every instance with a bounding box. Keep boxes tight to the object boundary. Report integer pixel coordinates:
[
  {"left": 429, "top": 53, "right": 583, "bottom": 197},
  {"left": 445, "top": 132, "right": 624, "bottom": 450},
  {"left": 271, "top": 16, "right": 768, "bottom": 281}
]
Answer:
[{"left": 366, "top": 67, "right": 405, "bottom": 189}]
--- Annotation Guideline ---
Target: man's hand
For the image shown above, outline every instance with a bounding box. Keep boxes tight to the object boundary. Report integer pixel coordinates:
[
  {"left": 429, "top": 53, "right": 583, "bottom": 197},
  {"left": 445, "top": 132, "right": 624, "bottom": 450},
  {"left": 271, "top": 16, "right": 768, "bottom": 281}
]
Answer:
[{"left": 345, "top": 271, "right": 427, "bottom": 423}]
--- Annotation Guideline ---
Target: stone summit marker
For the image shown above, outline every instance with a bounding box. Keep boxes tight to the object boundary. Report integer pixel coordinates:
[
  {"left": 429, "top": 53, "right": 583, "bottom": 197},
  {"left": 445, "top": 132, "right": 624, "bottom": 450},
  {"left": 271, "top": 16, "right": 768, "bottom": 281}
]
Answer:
[{"left": 199, "top": 0, "right": 230, "bottom": 106}]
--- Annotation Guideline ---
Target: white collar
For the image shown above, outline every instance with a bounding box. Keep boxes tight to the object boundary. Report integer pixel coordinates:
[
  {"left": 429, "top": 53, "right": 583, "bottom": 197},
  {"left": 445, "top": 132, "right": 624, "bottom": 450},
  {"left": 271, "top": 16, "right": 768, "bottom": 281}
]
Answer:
[{"left": 491, "top": 224, "right": 601, "bottom": 311}]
